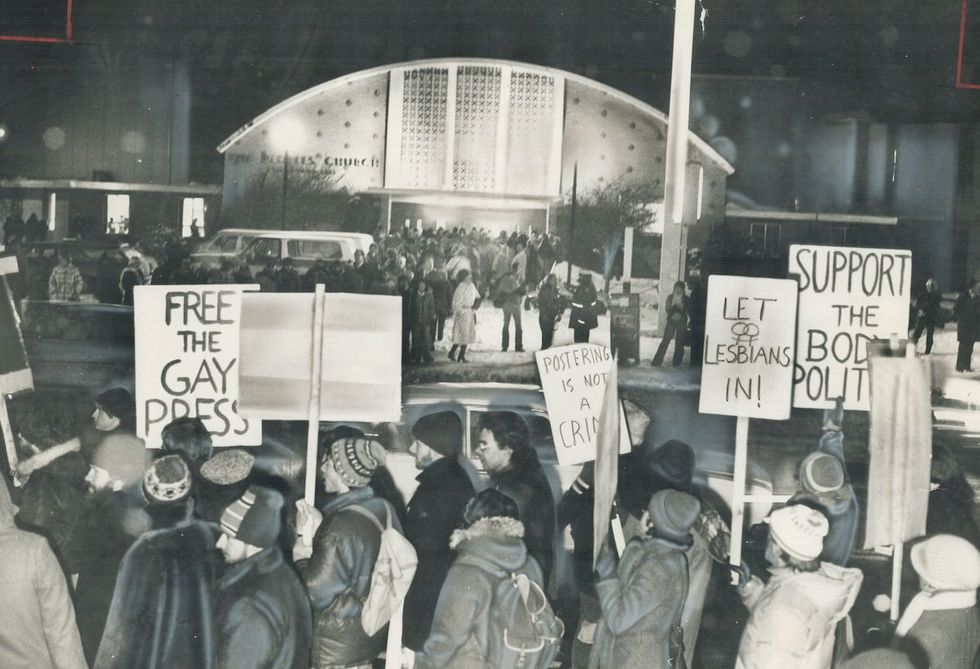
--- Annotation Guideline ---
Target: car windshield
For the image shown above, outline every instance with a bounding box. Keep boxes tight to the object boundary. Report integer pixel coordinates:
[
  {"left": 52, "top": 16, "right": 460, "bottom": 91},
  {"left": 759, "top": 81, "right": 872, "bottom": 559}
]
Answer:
[{"left": 201, "top": 234, "right": 241, "bottom": 253}]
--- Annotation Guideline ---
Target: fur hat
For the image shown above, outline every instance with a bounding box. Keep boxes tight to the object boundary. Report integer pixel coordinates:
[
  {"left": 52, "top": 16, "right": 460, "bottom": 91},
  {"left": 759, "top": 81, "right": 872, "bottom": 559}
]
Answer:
[
  {"left": 201, "top": 449, "right": 255, "bottom": 485},
  {"left": 411, "top": 411, "right": 463, "bottom": 458},
  {"left": 220, "top": 485, "right": 283, "bottom": 549},
  {"left": 910, "top": 534, "right": 980, "bottom": 591},
  {"left": 143, "top": 454, "right": 192, "bottom": 504},
  {"left": 768, "top": 504, "right": 828, "bottom": 561},
  {"left": 90, "top": 434, "right": 153, "bottom": 488},
  {"left": 649, "top": 440, "right": 696, "bottom": 491},
  {"left": 648, "top": 489, "right": 700, "bottom": 543},
  {"left": 329, "top": 437, "right": 386, "bottom": 487},
  {"left": 800, "top": 452, "right": 845, "bottom": 494}
]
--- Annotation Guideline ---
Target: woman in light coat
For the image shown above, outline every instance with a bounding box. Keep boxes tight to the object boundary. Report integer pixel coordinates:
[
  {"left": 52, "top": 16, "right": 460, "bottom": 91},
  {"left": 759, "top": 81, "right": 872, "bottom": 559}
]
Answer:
[{"left": 448, "top": 269, "right": 480, "bottom": 363}]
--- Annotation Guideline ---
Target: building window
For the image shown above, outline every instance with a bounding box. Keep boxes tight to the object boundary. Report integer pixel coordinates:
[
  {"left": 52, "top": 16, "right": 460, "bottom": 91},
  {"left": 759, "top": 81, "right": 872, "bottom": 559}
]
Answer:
[
  {"left": 106, "top": 194, "right": 130, "bottom": 234},
  {"left": 181, "top": 197, "right": 206, "bottom": 238}
]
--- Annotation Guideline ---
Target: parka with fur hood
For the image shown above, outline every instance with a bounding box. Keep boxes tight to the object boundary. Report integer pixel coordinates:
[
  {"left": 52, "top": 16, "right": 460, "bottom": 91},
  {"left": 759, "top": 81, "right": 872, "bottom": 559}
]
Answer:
[{"left": 414, "top": 516, "right": 544, "bottom": 669}]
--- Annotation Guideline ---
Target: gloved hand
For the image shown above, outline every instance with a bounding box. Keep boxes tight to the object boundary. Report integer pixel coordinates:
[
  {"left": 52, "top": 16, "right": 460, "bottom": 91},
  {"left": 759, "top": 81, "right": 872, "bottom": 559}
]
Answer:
[
  {"left": 730, "top": 561, "right": 751, "bottom": 587},
  {"left": 594, "top": 541, "right": 618, "bottom": 582}
]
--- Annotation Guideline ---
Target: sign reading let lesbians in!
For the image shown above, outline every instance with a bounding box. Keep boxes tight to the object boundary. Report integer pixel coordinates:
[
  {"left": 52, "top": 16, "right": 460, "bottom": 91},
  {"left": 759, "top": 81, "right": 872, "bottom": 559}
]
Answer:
[
  {"left": 789, "top": 245, "right": 911, "bottom": 411},
  {"left": 698, "top": 276, "right": 798, "bottom": 420},
  {"left": 135, "top": 285, "right": 262, "bottom": 448}
]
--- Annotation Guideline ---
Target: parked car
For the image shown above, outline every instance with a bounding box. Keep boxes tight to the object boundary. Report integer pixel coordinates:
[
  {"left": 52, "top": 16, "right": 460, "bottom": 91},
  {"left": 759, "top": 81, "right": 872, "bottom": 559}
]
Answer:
[{"left": 192, "top": 229, "right": 375, "bottom": 274}]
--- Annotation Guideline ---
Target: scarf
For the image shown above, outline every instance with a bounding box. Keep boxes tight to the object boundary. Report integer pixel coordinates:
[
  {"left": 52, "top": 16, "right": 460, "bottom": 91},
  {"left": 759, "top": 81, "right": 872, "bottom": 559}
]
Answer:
[{"left": 895, "top": 589, "right": 978, "bottom": 637}]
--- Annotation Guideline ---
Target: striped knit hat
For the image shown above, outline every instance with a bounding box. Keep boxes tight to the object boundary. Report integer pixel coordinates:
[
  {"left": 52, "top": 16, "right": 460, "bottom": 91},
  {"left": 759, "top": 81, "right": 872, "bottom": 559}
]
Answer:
[
  {"left": 219, "top": 486, "right": 284, "bottom": 548},
  {"left": 329, "top": 437, "right": 386, "bottom": 487}
]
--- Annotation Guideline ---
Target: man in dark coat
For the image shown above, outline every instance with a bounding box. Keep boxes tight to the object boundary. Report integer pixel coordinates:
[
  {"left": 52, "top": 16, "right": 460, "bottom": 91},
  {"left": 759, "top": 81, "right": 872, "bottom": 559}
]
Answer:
[
  {"left": 497, "top": 262, "right": 524, "bottom": 352},
  {"left": 214, "top": 486, "right": 313, "bottom": 669},
  {"left": 911, "top": 278, "right": 942, "bottom": 354},
  {"left": 954, "top": 279, "right": 979, "bottom": 372},
  {"left": 293, "top": 437, "right": 399, "bottom": 669},
  {"left": 569, "top": 273, "right": 599, "bottom": 343},
  {"left": 95, "top": 455, "right": 219, "bottom": 669},
  {"left": 424, "top": 257, "right": 452, "bottom": 344},
  {"left": 537, "top": 273, "right": 563, "bottom": 350},
  {"left": 118, "top": 256, "right": 144, "bottom": 305},
  {"left": 409, "top": 278, "right": 436, "bottom": 363},
  {"left": 402, "top": 412, "right": 480, "bottom": 650}
]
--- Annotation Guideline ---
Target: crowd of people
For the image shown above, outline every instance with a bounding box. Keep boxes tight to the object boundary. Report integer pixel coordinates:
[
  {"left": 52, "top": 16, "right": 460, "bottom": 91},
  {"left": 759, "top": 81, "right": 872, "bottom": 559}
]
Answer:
[{"left": 1, "top": 387, "right": 977, "bottom": 669}]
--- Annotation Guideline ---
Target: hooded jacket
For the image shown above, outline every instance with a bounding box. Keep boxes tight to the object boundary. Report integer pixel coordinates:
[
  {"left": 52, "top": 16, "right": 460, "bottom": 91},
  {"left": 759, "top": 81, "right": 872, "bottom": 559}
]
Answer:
[
  {"left": 736, "top": 562, "right": 863, "bottom": 669},
  {"left": 300, "top": 486, "right": 393, "bottom": 669},
  {"left": 589, "top": 534, "right": 691, "bottom": 669},
  {"left": 489, "top": 465, "right": 556, "bottom": 585},
  {"left": 214, "top": 546, "right": 313, "bottom": 669},
  {"left": 0, "top": 479, "right": 87, "bottom": 669},
  {"left": 94, "top": 501, "right": 219, "bottom": 669},
  {"left": 414, "top": 516, "right": 544, "bottom": 669}
]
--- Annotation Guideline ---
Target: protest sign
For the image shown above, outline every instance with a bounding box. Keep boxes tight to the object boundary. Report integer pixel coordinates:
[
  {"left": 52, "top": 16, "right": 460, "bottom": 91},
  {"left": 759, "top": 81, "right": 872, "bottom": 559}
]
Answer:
[
  {"left": 698, "top": 275, "right": 798, "bottom": 420},
  {"left": 238, "top": 292, "right": 401, "bottom": 422},
  {"left": 789, "top": 245, "right": 912, "bottom": 410},
  {"left": 535, "top": 343, "right": 629, "bottom": 466},
  {"left": 135, "top": 284, "right": 261, "bottom": 448},
  {"left": 0, "top": 256, "right": 31, "bottom": 473}
]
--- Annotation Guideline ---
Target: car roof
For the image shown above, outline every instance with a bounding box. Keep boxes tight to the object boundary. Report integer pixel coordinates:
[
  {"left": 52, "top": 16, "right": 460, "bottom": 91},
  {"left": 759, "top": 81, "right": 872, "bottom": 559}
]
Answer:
[{"left": 404, "top": 382, "right": 546, "bottom": 410}]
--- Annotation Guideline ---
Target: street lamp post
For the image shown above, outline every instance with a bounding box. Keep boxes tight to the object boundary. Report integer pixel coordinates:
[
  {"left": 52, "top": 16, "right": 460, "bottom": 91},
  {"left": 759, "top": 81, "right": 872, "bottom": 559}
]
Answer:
[{"left": 281, "top": 151, "right": 289, "bottom": 230}]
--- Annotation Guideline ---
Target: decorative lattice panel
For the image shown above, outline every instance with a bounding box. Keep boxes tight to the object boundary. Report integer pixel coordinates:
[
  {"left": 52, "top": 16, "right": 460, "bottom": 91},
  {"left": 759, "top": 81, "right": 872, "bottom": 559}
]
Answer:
[
  {"left": 507, "top": 70, "right": 557, "bottom": 195},
  {"left": 453, "top": 66, "right": 502, "bottom": 192},
  {"left": 399, "top": 68, "right": 449, "bottom": 189}
]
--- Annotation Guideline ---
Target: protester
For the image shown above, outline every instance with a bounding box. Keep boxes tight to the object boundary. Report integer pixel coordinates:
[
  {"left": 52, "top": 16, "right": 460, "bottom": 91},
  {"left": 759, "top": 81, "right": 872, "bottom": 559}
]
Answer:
[
  {"left": 13, "top": 397, "right": 92, "bottom": 577},
  {"left": 160, "top": 416, "right": 214, "bottom": 470},
  {"left": 412, "top": 489, "right": 558, "bottom": 669},
  {"left": 410, "top": 277, "right": 436, "bottom": 363},
  {"left": 954, "top": 278, "right": 979, "bottom": 372},
  {"left": 402, "top": 412, "right": 479, "bottom": 650},
  {"left": 85, "top": 387, "right": 151, "bottom": 480},
  {"left": 293, "top": 436, "right": 397, "bottom": 669},
  {"left": 118, "top": 255, "right": 144, "bottom": 305},
  {"left": 0, "top": 476, "right": 88, "bottom": 669},
  {"left": 256, "top": 260, "right": 278, "bottom": 291},
  {"left": 589, "top": 489, "right": 701, "bottom": 669},
  {"left": 894, "top": 533, "right": 980, "bottom": 669},
  {"left": 652, "top": 280, "right": 689, "bottom": 366},
  {"left": 48, "top": 251, "right": 85, "bottom": 301},
  {"left": 496, "top": 261, "right": 524, "bottom": 352},
  {"left": 476, "top": 411, "right": 556, "bottom": 583},
  {"left": 569, "top": 272, "right": 599, "bottom": 343},
  {"left": 789, "top": 397, "right": 858, "bottom": 566},
  {"left": 926, "top": 441, "right": 980, "bottom": 545},
  {"left": 423, "top": 255, "right": 451, "bottom": 344},
  {"left": 214, "top": 486, "right": 313, "bottom": 669},
  {"left": 448, "top": 268, "right": 479, "bottom": 363},
  {"left": 735, "top": 504, "right": 863, "bottom": 669},
  {"left": 687, "top": 277, "right": 707, "bottom": 366},
  {"left": 911, "top": 278, "right": 942, "bottom": 354},
  {"left": 537, "top": 272, "right": 563, "bottom": 350},
  {"left": 276, "top": 257, "right": 301, "bottom": 292},
  {"left": 95, "top": 454, "right": 218, "bottom": 669}
]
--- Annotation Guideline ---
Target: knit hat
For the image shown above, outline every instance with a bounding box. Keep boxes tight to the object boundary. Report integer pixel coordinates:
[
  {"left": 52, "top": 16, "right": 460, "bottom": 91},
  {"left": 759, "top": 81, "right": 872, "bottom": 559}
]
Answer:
[
  {"left": 768, "top": 504, "right": 829, "bottom": 561},
  {"left": 648, "top": 489, "right": 701, "bottom": 543},
  {"left": 95, "top": 388, "right": 135, "bottom": 428},
  {"left": 463, "top": 489, "right": 521, "bottom": 526},
  {"left": 200, "top": 449, "right": 255, "bottom": 485},
  {"left": 329, "top": 437, "right": 386, "bottom": 487},
  {"left": 219, "top": 485, "right": 284, "bottom": 549},
  {"left": 143, "top": 454, "right": 192, "bottom": 504},
  {"left": 910, "top": 534, "right": 980, "bottom": 591},
  {"left": 90, "top": 433, "right": 153, "bottom": 488},
  {"left": 800, "top": 452, "right": 845, "bottom": 494},
  {"left": 411, "top": 411, "right": 463, "bottom": 458},
  {"left": 649, "top": 440, "right": 696, "bottom": 491}
]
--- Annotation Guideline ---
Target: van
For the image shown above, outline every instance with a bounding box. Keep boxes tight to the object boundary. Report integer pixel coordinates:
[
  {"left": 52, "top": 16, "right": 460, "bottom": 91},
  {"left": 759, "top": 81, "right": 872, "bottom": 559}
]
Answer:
[
  {"left": 239, "top": 230, "right": 373, "bottom": 274},
  {"left": 191, "top": 228, "right": 267, "bottom": 268}
]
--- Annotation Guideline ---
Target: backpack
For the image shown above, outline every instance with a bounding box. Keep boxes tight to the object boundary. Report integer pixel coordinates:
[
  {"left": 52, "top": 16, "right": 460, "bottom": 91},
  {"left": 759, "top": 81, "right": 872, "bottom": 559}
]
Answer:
[
  {"left": 347, "top": 503, "right": 418, "bottom": 636},
  {"left": 457, "top": 553, "right": 564, "bottom": 669}
]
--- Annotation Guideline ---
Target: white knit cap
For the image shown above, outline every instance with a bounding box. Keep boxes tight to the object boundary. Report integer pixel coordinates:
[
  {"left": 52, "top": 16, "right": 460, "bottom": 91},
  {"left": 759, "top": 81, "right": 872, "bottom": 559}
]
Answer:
[
  {"left": 911, "top": 534, "right": 980, "bottom": 591},
  {"left": 768, "top": 504, "right": 829, "bottom": 561}
]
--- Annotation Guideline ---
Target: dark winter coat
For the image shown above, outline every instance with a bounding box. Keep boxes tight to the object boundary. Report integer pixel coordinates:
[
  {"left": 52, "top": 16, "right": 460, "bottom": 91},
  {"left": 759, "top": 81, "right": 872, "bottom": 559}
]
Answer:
[
  {"left": 0, "top": 493, "right": 87, "bottom": 669},
  {"left": 899, "top": 603, "right": 979, "bottom": 669},
  {"left": 589, "top": 535, "right": 691, "bottom": 669},
  {"left": 955, "top": 291, "right": 980, "bottom": 342},
  {"left": 410, "top": 288, "right": 436, "bottom": 338},
  {"left": 94, "top": 503, "right": 219, "bottom": 669},
  {"left": 537, "top": 282, "right": 562, "bottom": 319},
  {"left": 569, "top": 282, "right": 599, "bottom": 331},
  {"left": 214, "top": 547, "right": 313, "bottom": 669},
  {"left": 300, "top": 486, "right": 395, "bottom": 669},
  {"left": 915, "top": 287, "right": 942, "bottom": 323},
  {"left": 414, "top": 516, "right": 544, "bottom": 669},
  {"left": 403, "top": 457, "right": 478, "bottom": 650},
  {"left": 16, "top": 442, "right": 93, "bottom": 575},
  {"left": 425, "top": 268, "right": 452, "bottom": 317},
  {"left": 489, "top": 465, "right": 556, "bottom": 584}
]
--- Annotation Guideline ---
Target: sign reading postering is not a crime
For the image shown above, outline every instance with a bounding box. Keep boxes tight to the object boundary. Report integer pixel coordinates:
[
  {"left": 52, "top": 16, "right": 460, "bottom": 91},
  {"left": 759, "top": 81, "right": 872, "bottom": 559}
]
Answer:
[
  {"left": 698, "top": 275, "right": 798, "bottom": 420},
  {"left": 135, "top": 285, "right": 261, "bottom": 447},
  {"left": 789, "top": 245, "right": 912, "bottom": 411}
]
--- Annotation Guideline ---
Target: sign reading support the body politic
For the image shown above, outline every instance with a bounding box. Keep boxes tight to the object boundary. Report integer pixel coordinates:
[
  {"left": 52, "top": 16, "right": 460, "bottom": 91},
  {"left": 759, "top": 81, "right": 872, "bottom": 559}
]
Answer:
[
  {"left": 536, "top": 343, "right": 630, "bottom": 466},
  {"left": 789, "top": 245, "right": 912, "bottom": 411},
  {"left": 135, "top": 284, "right": 261, "bottom": 447},
  {"left": 698, "top": 275, "right": 798, "bottom": 420}
]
